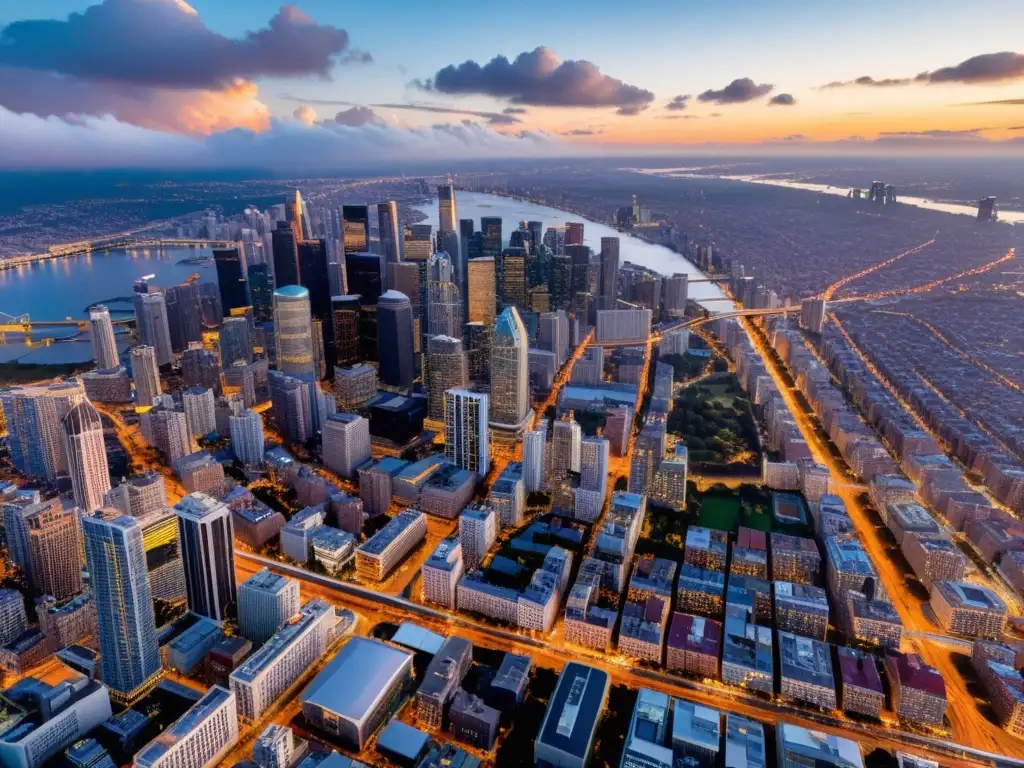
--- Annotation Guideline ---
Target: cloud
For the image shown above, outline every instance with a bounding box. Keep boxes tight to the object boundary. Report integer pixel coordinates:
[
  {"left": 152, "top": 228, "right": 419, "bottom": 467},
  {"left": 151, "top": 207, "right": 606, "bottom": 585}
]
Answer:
[
  {"left": 876, "top": 128, "right": 988, "bottom": 141},
  {"left": 819, "top": 76, "right": 912, "bottom": 89},
  {"left": 561, "top": 128, "right": 603, "bottom": 136},
  {"left": 415, "top": 46, "right": 654, "bottom": 109},
  {"left": 665, "top": 95, "right": 690, "bottom": 111},
  {"left": 503, "top": 107, "right": 527, "bottom": 115},
  {"left": 782, "top": 134, "right": 807, "bottom": 141},
  {"left": 616, "top": 104, "right": 648, "bottom": 116},
  {"left": 0, "top": 0, "right": 363, "bottom": 90},
  {"left": 332, "top": 106, "right": 385, "bottom": 127},
  {"left": 917, "top": 52, "right": 1024, "bottom": 84},
  {"left": 964, "top": 98, "right": 1024, "bottom": 106},
  {"left": 372, "top": 102, "right": 521, "bottom": 125},
  {"left": 293, "top": 104, "right": 317, "bottom": 124},
  {"left": 769, "top": 93, "right": 796, "bottom": 106},
  {"left": 658, "top": 114, "right": 699, "bottom": 120},
  {"left": 697, "top": 78, "right": 774, "bottom": 105}
]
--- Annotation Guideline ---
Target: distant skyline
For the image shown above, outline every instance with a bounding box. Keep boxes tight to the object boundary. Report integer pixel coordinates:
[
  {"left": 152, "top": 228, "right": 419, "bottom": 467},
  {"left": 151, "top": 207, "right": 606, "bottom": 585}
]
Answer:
[{"left": 3, "top": 0, "right": 1024, "bottom": 167}]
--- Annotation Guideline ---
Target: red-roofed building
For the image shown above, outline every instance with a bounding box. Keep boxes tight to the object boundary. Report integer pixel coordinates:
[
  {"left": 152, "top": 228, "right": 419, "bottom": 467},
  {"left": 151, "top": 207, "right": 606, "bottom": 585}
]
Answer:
[
  {"left": 737, "top": 527, "right": 767, "bottom": 551},
  {"left": 884, "top": 652, "right": 947, "bottom": 727},
  {"left": 837, "top": 647, "right": 884, "bottom": 718},
  {"left": 666, "top": 612, "right": 721, "bottom": 679}
]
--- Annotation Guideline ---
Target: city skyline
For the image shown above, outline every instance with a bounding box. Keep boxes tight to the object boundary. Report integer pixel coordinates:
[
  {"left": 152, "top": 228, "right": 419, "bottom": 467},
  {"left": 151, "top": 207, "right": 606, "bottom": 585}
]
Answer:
[{"left": 4, "top": 1, "right": 1024, "bottom": 168}]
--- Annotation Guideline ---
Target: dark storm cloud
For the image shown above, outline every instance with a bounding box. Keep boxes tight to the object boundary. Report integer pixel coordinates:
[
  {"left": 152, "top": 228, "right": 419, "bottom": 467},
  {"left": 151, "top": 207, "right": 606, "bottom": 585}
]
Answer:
[
  {"left": 819, "top": 76, "right": 913, "bottom": 89},
  {"left": 665, "top": 94, "right": 690, "bottom": 111},
  {"left": 917, "top": 52, "right": 1024, "bottom": 84},
  {"left": 414, "top": 46, "right": 655, "bottom": 109},
  {"left": 768, "top": 93, "right": 796, "bottom": 106},
  {"left": 697, "top": 78, "right": 774, "bottom": 105},
  {"left": 0, "top": 0, "right": 363, "bottom": 90}
]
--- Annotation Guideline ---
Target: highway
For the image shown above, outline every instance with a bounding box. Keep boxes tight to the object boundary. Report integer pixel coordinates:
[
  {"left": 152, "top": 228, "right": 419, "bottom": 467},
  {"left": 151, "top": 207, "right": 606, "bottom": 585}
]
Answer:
[{"left": 233, "top": 551, "right": 1024, "bottom": 768}]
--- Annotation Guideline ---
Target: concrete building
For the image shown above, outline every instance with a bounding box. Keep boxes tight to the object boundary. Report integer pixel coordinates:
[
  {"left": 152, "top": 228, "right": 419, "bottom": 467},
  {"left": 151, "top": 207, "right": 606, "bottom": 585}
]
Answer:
[
  {"left": 885, "top": 652, "right": 947, "bottom": 727},
  {"left": 902, "top": 536, "right": 966, "bottom": 587},
  {"left": 490, "top": 463, "right": 525, "bottom": 527},
  {"left": 62, "top": 401, "right": 110, "bottom": 514},
  {"left": 846, "top": 592, "right": 903, "bottom": 650},
  {"left": 778, "top": 632, "right": 837, "bottom": 710},
  {"left": 620, "top": 688, "right": 673, "bottom": 768},
  {"left": 174, "top": 493, "right": 237, "bottom": 622},
  {"left": 774, "top": 582, "right": 830, "bottom": 640},
  {"left": 459, "top": 505, "right": 498, "bottom": 570},
  {"left": 88, "top": 305, "right": 119, "bottom": 369},
  {"left": 488, "top": 653, "right": 532, "bottom": 712},
  {"left": 619, "top": 597, "right": 669, "bottom": 663},
  {"left": 422, "top": 537, "right": 464, "bottom": 609},
  {"left": 420, "top": 465, "right": 477, "bottom": 520},
  {"left": 175, "top": 451, "right": 225, "bottom": 498},
  {"left": 166, "top": 618, "right": 222, "bottom": 675},
  {"left": 355, "top": 508, "right": 426, "bottom": 581},
  {"left": 82, "top": 367, "right": 132, "bottom": 404},
  {"left": 535, "top": 663, "right": 610, "bottom": 768},
  {"left": 930, "top": 580, "right": 1007, "bottom": 639},
  {"left": 415, "top": 635, "right": 472, "bottom": 729},
  {"left": 595, "top": 308, "right": 652, "bottom": 343},
  {"left": 280, "top": 505, "right": 326, "bottom": 564},
  {"left": 334, "top": 364, "right": 377, "bottom": 411},
  {"left": 1, "top": 380, "right": 86, "bottom": 482},
  {"left": 725, "top": 714, "right": 766, "bottom": 768},
  {"left": 426, "top": 336, "right": 468, "bottom": 421},
  {"left": 449, "top": 689, "right": 501, "bottom": 751},
  {"left": 253, "top": 725, "right": 298, "bottom": 768},
  {"left": 666, "top": 612, "right": 721, "bottom": 678},
  {"left": 135, "top": 686, "right": 238, "bottom": 768},
  {"left": 182, "top": 386, "right": 217, "bottom": 439},
  {"left": 776, "top": 723, "right": 862, "bottom": 768},
  {"left": 685, "top": 527, "right": 728, "bottom": 573},
  {"left": 358, "top": 457, "right": 408, "bottom": 517},
  {"left": 837, "top": 647, "right": 885, "bottom": 719},
  {"left": 0, "top": 591, "right": 26, "bottom": 648},
  {"left": 444, "top": 389, "right": 489, "bottom": 477},
  {"left": 230, "top": 599, "right": 338, "bottom": 721},
  {"left": 27, "top": 501, "right": 83, "bottom": 601},
  {"left": 721, "top": 607, "right": 773, "bottom": 694},
  {"left": 230, "top": 409, "right": 265, "bottom": 466},
  {"left": 676, "top": 566, "right": 726, "bottom": 618},
  {"left": 323, "top": 413, "right": 371, "bottom": 479},
  {"left": 770, "top": 533, "right": 821, "bottom": 585},
  {"left": 238, "top": 568, "right": 301, "bottom": 646}
]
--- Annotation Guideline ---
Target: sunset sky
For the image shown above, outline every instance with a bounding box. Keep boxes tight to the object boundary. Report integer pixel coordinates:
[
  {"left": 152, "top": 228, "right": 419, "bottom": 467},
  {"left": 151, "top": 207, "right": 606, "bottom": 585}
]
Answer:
[{"left": 2, "top": 0, "right": 1024, "bottom": 167}]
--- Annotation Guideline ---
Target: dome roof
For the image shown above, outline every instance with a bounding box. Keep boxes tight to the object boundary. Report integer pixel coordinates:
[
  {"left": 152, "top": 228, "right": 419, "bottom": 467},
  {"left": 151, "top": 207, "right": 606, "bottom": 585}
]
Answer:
[
  {"left": 378, "top": 289, "right": 410, "bottom": 304},
  {"left": 63, "top": 400, "right": 103, "bottom": 436},
  {"left": 274, "top": 285, "right": 309, "bottom": 298}
]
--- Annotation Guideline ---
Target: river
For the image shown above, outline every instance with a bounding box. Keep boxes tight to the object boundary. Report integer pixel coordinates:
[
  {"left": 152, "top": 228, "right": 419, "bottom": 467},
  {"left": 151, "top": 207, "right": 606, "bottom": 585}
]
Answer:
[{"left": 0, "top": 192, "right": 727, "bottom": 365}]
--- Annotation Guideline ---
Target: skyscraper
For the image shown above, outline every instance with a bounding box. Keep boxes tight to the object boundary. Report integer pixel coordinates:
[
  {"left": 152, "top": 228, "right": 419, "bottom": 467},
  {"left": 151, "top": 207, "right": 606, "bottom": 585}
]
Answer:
[
  {"left": 426, "top": 277, "right": 461, "bottom": 340},
  {"left": 273, "top": 286, "right": 316, "bottom": 380},
  {"left": 552, "top": 415, "right": 583, "bottom": 481},
  {"left": 62, "top": 400, "right": 110, "bottom": 514},
  {"left": 133, "top": 291, "right": 173, "bottom": 367},
  {"left": 214, "top": 246, "right": 251, "bottom": 314},
  {"left": 523, "top": 421, "right": 547, "bottom": 492},
  {"left": 181, "top": 345, "right": 221, "bottom": 394},
  {"left": 566, "top": 222, "right": 585, "bottom": 246},
  {"left": 490, "top": 306, "right": 531, "bottom": 432},
  {"left": 549, "top": 255, "right": 571, "bottom": 310},
  {"left": 377, "top": 201, "right": 401, "bottom": 265},
  {"left": 164, "top": 281, "right": 204, "bottom": 353},
  {"left": 331, "top": 295, "right": 362, "bottom": 368},
  {"left": 467, "top": 258, "right": 496, "bottom": 325},
  {"left": 599, "top": 237, "right": 620, "bottom": 304},
  {"left": 83, "top": 510, "right": 162, "bottom": 703},
  {"left": 268, "top": 371, "right": 314, "bottom": 444},
  {"left": 481, "top": 216, "right": 502, "bottom": 303},
  {"left": 342, "top": 205, "right": 371, "bottom": 254},
  {"left": 438, "top": 180, "right": 458, "bottom": 233},
  {"left": 88, "top": 305, "right": 119, "bottom": 369},
  {"left": 404, "top": 223, "right": 434, "bottom": 262},
  {"left": 182, "top": 386, "right": 217, "bottom": 438},
  {"left": 322, "top": 413, "right": 371, "bottom": 478},
  {"left": 377, "top": 290, "right": 415, "bottom": 392},
  {"left": 426, "top": 336, "right": 468, "bottom": 421},
  {"left": 272, "top": 222, "right": 300, "bottom": 288},
  {"left": 175, "top": 493, "right": 237, "bottom": 622},
  {"left": 444, "top": 389, "right": 490, "bottom": 476},
  {"left": 297, "top": 239, "right": 334, "bottom": 370},
  {"left": 219, "top": 316, "right": 252, "bottom": 367},
  {"left": 104, "top": 471, "right": 167, "bottom": 517},
  {"left": 345, "top": 253, "right": 385, "bottom": 303},
  {"left": 629, "top": 421, "right": 667, "bottom": 495},
  {"left": 0, "top": 380, "right": 85, "bottom": 481},
  {"left": 230, "top": 409, "right": 265, "bottom": 466},
  {"left": 27, "top": 501, "right": 83, "bottom": 600},
  {"left": 463, "top": 322, "right": 491, "bottom": 388},
  {"left": 290, "top": 190, "right": 306, "bottom": 241},
  {"left": 501, "top": 248, "right": 527, "bottom": 308},
  {"left": 248, "top": 263, "right": 274, "bottom": 323},
  {"left": 237, "top": 569, "right": 301, "bottom": 646}
]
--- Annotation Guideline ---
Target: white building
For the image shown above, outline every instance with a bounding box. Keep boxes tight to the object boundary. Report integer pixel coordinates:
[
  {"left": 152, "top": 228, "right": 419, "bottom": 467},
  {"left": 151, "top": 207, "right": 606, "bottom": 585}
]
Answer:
[
  {"left": 182, "top": 387, "right": 217, "bottom": 438},
  {"left": 422, "top": 537, "right": 464, "bottom": 608},
  {"left": 130, "top": 346, "right": 162, "bottom": 406},
  {"left": 322, "top": 413, "right": 371, "bottom": 478},
  {"left": 355, "top": 509, "right": 427, "bottom": 581},
  {"left": 280, "top": 506, "right": 326, "bottom": 564},
  {"left": 490, "top": 464, "right": 525, "bottom": 527},
  {"left": 459, "top": 506, "right": 498, "bottom": 570},
  {"left": 62, "top": 400, "right": 111, "bottom": 514},
  {"left": 444, "top": 389, "right": 490, "bottom": 476},
  {"left": 229, "top": 409, "right": 265, "bottom": 466},
  {"left": 253, "top": 725, "right": 296, "bottom": 768},
  {"left": 135, "top": 686, "right": 239, "bottom": 768},
  {"left": 89, "top": 305, "right": 120, "bottom": 370},
  {"left": 229, "top": 599, "right": 337, "bottom": 721},
  {"left": 523, "top": 421, "right": 548, "bottom": 492},
  {"left": 595, "top": 308, "right": 652, "bottom": 343},
  {"left": 237, "top": 568, "right": 301, "bottom": 646},
  {"left": 580, "top": 437, "right": 609, "bottom": 492}
]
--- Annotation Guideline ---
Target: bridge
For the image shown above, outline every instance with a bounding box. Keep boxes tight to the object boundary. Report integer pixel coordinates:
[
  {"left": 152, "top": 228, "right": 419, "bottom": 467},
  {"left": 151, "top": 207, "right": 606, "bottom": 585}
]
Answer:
[
  {"left": 0, "top": 312, "right": 134, "bottom": 344},
  {"left": 587, "top": 304, "right": 804, "bottom": 348},
  {"left": 1, "top": 237, "right": 239, "bottom": 270}
]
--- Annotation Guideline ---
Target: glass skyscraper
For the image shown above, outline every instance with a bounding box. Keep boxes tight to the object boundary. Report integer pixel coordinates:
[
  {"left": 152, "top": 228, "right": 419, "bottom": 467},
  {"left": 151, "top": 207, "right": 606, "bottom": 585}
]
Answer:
[
  {"left": 273, "top": 286, "right": 316, "bottom": 380},
  {"left": 342, "top": 205, "right": 370, "bottom": 254},
  {"left": 377, "top": 290, "right": 415, "bottom": 392},
  {"left": 248, "top": 263, "right": 273, "bottom": 323},
  {"left": 213, "top": 246, "right": 251, "bottom": 314},
  {"left": 83, "top": 511, "right": 162, "bottom": 703},
  {"left": 489, "top": 306, "right": 531, "bottom": 432}
]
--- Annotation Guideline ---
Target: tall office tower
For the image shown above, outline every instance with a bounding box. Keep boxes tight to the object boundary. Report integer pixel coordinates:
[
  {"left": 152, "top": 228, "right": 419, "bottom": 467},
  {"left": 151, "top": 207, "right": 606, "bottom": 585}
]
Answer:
[
  {"left": 346, "top": 252, "right": 385, "bottom": 302},
  {"left": 377, "top": 290, "right": 415, "bottom": 392},
  {"left": 272, "top": 222, "right": 300, "bottom": 287},
  {"left": 580, "top": 436, "right": 609, "bottom": 491},
  {"left": 238, "top": 568, "right": 301, "bottom": 645},
  {"left": 175, "top": 493, "right": 237, "bottom": 622},
  {"left": 426, "top": 279, "right": 461, "bottom": 339},
  {"left": 501, "top": 248, "right": 528, "bottom": 308},
  {"left": 331, "top": 295, "right": 362, "bottom": 368},
  {"left": 83, "top": 510, "right": 162, "bottom": 703},
  {"left": 566, "top": 244, "right": 591, "bottom": 298},
  {"left": 427, "top": 336, "right": 468, "bottom": 421},
  {"left": 342, "top": 205, "right": 371, "bottom": 254},
  {"left": 297, "top": 239, "right": 334, "bottom": 367},
  {"left": 523, "top": 421, "right": 548, "bottom": 492},
  {"left": 268, "top": 371, "right": 313, "bottom": 444},
  {"left": 165, "top": 282, "right": 204, "bottom": 352},
  {"left": 663, "top": 274, "right": 688, "bottom": 315},
  {"left": 565, "top": 222, "right": 584, "bottom": 246},
  {"left": 89, "top": 305, "right": 119, "bottom": 369},
  {"left": 438, "top": 180, "right": 458, "bottom": 233},
  {"left": 459, "top": 219, "right": 474, "bottom": 265},
  {"left": 62, "top": 400, "right": 111, "bottom": 514},
  {"left": 182, "top": 386, "right": 217, "bottom": 438},
  {"left": 248, "top": 263, "right": 274, "bottom": 323},
  {"left": 140, "top": 406, "right": 192, "bottom": 465},
  {"left": 214, "top": 246, "right": 251, "bottom": 314},
  {"left": 289, "top": 190, "right": 306, "bottom": 240},
  {"left": 463, "top": 322, "right": 491, "bottom": 388},
  {"left": 467, "top": 231, "right": 484, "bottom": 260},
  {"left": 181, "top": 345, "right": 222, "bottom": 394},
  {"left": 0, "top": 590, "right": 26, "bottom": 647},
  {"left": 552, "top": 415, "right": 583, "bottom": 480},
  {"left": 549, "top": 255, "right": 572, "bottom": 310},
  {"left": 27, "top": 501, "right": 83, "bottom": 600},
  {"left": 1, "top": 380, "right": 86, "bottom": 481},
  {"left": 977, "top": 196, "right": 998, "bottom": 222},
  {"left": 437, "top": 229, "right": 463, "bottom": 291},
  {"left": 273, "top": 286, "right": 316, "bottom": 380},
  {"left": 537, "top": 310, "right": 570, "bottom": 366},
  {"left": 509, "top": 229, "right": 531, "bottom": 253},
  {"left": 445, "top": 389, "right": 490, "bottom": 477},
  {"left": 800, "top": 299, "right": 827, "bottom": 335},
  {"left": 527, "top": 220, "right": 543, "bottom": 252},
  {"left": 133, "top": 507, "right": 186, "bottom": 602},
  {"left": 481, "top": 216, "right": 503, "bottom": 301},
  {"left": 543, "top": 226, "right": 566, "bottom": 255},
  {"left": 629, "top": 420, "right": 667, "bottom": 495},
  {"left": 104, "top": 471, "right": 167, "bottom": 517},
  {"left": 133, "top": 292, "right": 173, "bottom": 366},
  {"left": 219, "top": 316, "right": 252, "bottom": 367},
  {"left": 467, "top": 258, "right": 496, "bottom": 325},
  {"left": 599, "top": 237, "right": 620, "bottom": 304},
  {"left": 489, "top": 306, "right": 531, "bottom": 432},
  {"left": 377, "top": 201, "right": 401, "bottom": 266},
  {"left": 230, "top": 409, "right": 265, "bottom": 466},
  {"left": 199, "top": 282, "right": 224, "bottom": 328},
  {"left": 405, "top": 223, "right": 434, "bottom": 262}
]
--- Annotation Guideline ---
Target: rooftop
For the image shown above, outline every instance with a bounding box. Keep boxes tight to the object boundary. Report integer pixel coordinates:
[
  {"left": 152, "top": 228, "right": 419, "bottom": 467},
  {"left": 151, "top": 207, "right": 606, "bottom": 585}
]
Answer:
[
  {"left": 240, "top": 568, "right": 295, "bottom": 596},
  {"left": 537, "top": 663, "right": 609, "bottom": 759},
  {"left": 887, "top": 653, "right": 946, "bottom": 697},
  {"left": 391, "top": 622, "right": 445, "bottom": 655},
  {"left": 357, "top": 508, "right": 424, "bottom": 556},
  {"left": 778, "top": 632, "right": 835, "bottom": 688},
  {"left": 232, "top": 600, "right": 332, "bottom": 683},
  {"left": 777, "top": 723, "right": 863, "bottom": 768},
  {"left": 667, "top": 612, "right": 721, "bottom": 654},
  {"left": 934, "top": 580, "right": 1006, "bottom": 612},
  {"left": 135, "top": 686, "right": 234, "bottom": 767},
  {"left": 837, "top": 647, "right": 884, "bottom": 694}
]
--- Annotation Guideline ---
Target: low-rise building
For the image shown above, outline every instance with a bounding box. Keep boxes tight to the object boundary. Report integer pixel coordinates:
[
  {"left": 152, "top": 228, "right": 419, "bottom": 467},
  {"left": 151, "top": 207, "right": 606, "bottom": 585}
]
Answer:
[
  {"left": 135, "top": 686, "right": 238, "bottom": 768},
  {"left": 776, "top": 723, "right": 863, "bottom": 768},
  {"left": 421, "top": 465, "right": 477, "bottom": 520},
  {"left": 355, "top": 509, "right": 427, "bottom": 581},
  {"left": 666, "top": 612, "right": 721, "bottom": 678},
  {"left": 535, "top": 663, "right": 610, "bottom": 768},
  {"left": 777, "top": 631, "right": 837, "bottom": 710},
  {"left": 725, "top": 714, "right": 766, "bottom": 768},
  {"left": 930, "top": 580, "right": 1007, "bottom": 639},
  {"left": 721, "top": 607, "right": 773, "bottom": 694},
  {"left": 671, "top": 700, "right": 721, "bottom": 768},
  {"left": 449, "top": 689, "right": 501, "bottom": 751},
  {"left": 731, "top": 528, "right": 768, "bottom": 579},
  {"left": 310, "top": 527, "right": 357, "bottom": 575},
  {"left": 628, "top": 557, "right": 678, "bottom": 602},
  {"left": 456, "top": 574, "right": 519, "bottom": 624},
  {"left": 837, "top": 647, "right": 885, "bottom": 719},
  {"left": 415, "top": 636, "right": 472, "bottom": 729},
  {"left": 488, "top": 653, "right": 532, "bottom": 712},
  {"left": 165, "top": 618, "right": 222, "bottom": 675},
  {"left": 619, "top": 597, "right": 669, "bottom": 663}
]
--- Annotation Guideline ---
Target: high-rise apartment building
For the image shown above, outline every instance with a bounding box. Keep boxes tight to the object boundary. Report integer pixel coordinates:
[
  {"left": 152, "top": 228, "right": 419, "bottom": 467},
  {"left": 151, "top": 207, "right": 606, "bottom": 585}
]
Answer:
[
  {"left": 27, "top": 501, "right": 83, "bottom": 600},
  {"left": 630, "top": 420, "right": 667, "bottom": 496},
  {"left": 89, "top": 305, "right": 119, "bottom": 369},
  {"left": 444, "top": 389, "right": 490, "bottom": 477},
  {"left": 467, "top": 258, "right": 497, "bottom": 325},
  {"left": 219, "top": 316, "right": 252, "bottom": 367},
  {"left": 552, "top": 416, "right": 583, "bottom": 482},
  {"left": 175, "top": 493, "right": 237, "bottom": 622},
  {"left": 0, "top": 380, "right": 85, "bottom": 481},
  {"left": 801, "top": 299, "right": 827, "bottom": 335},
  {"left": 182, "top": 386, "right": 217, "bottom": 439},
  {"left": 377, "top": 290, "right": 415, "bottom": 392},
  {"left": 181, "top": 344, "right": 221, "bottom": 394},
  {"left": 130, "top": 346, "right": 162, "bottom": 406},
  {"left": 83, "top": 510, "right": 162, "bottom": 703},
  {"left": 139, "top": 406, "right": 191, "bottom": 465},
  {"left": 62, "top": 400, "right": 110, "bottom": 514},
  {"left": 133, "top": 291, "right": 173, "bottom": 367},
  {"left": 230, "top": 409, "right": 265, "bottom": 466},
  {"left": 377, "top": 201, "right": 401, "bottom": 265},
  {"left": 322, "top": 413, "right": 371, "bottom": 478},
  {"left": 459, "top": 505, "right": 497, "bottom": 569},
  {"left": 490, "top": 306, "right": 531, "bottom": 433},
  {"left": 439, "top": 180, "right": 458, "bottom": 233},
  {"left": 269, "top": 371, "right": 313, "bottom": 444},
  {"left": 599, "top": 237, "right": 620, "bottom": 303},
  {"left": 237, "top": 568, "right": 301, "bottom": 645},
  {"left": 273, "top": 286, "right": 316, "bottom": 380},
  {"left": 103, "top": 472, "right": 166, "bottom": 517},
  {"left": 580, "top": 436, "right": 610, "bottom": 492},
  {"left": 423, "top": 537, "right": 464, "bottom": 609},
  {"left": 427, "top": 336, "right": 468, "bottom": 421},
  {"left": 523, "top": 421, "right": 548, "bottom": 492},
  {"left": 214, "top": 246, "right": 251, "bottom": 314}
]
